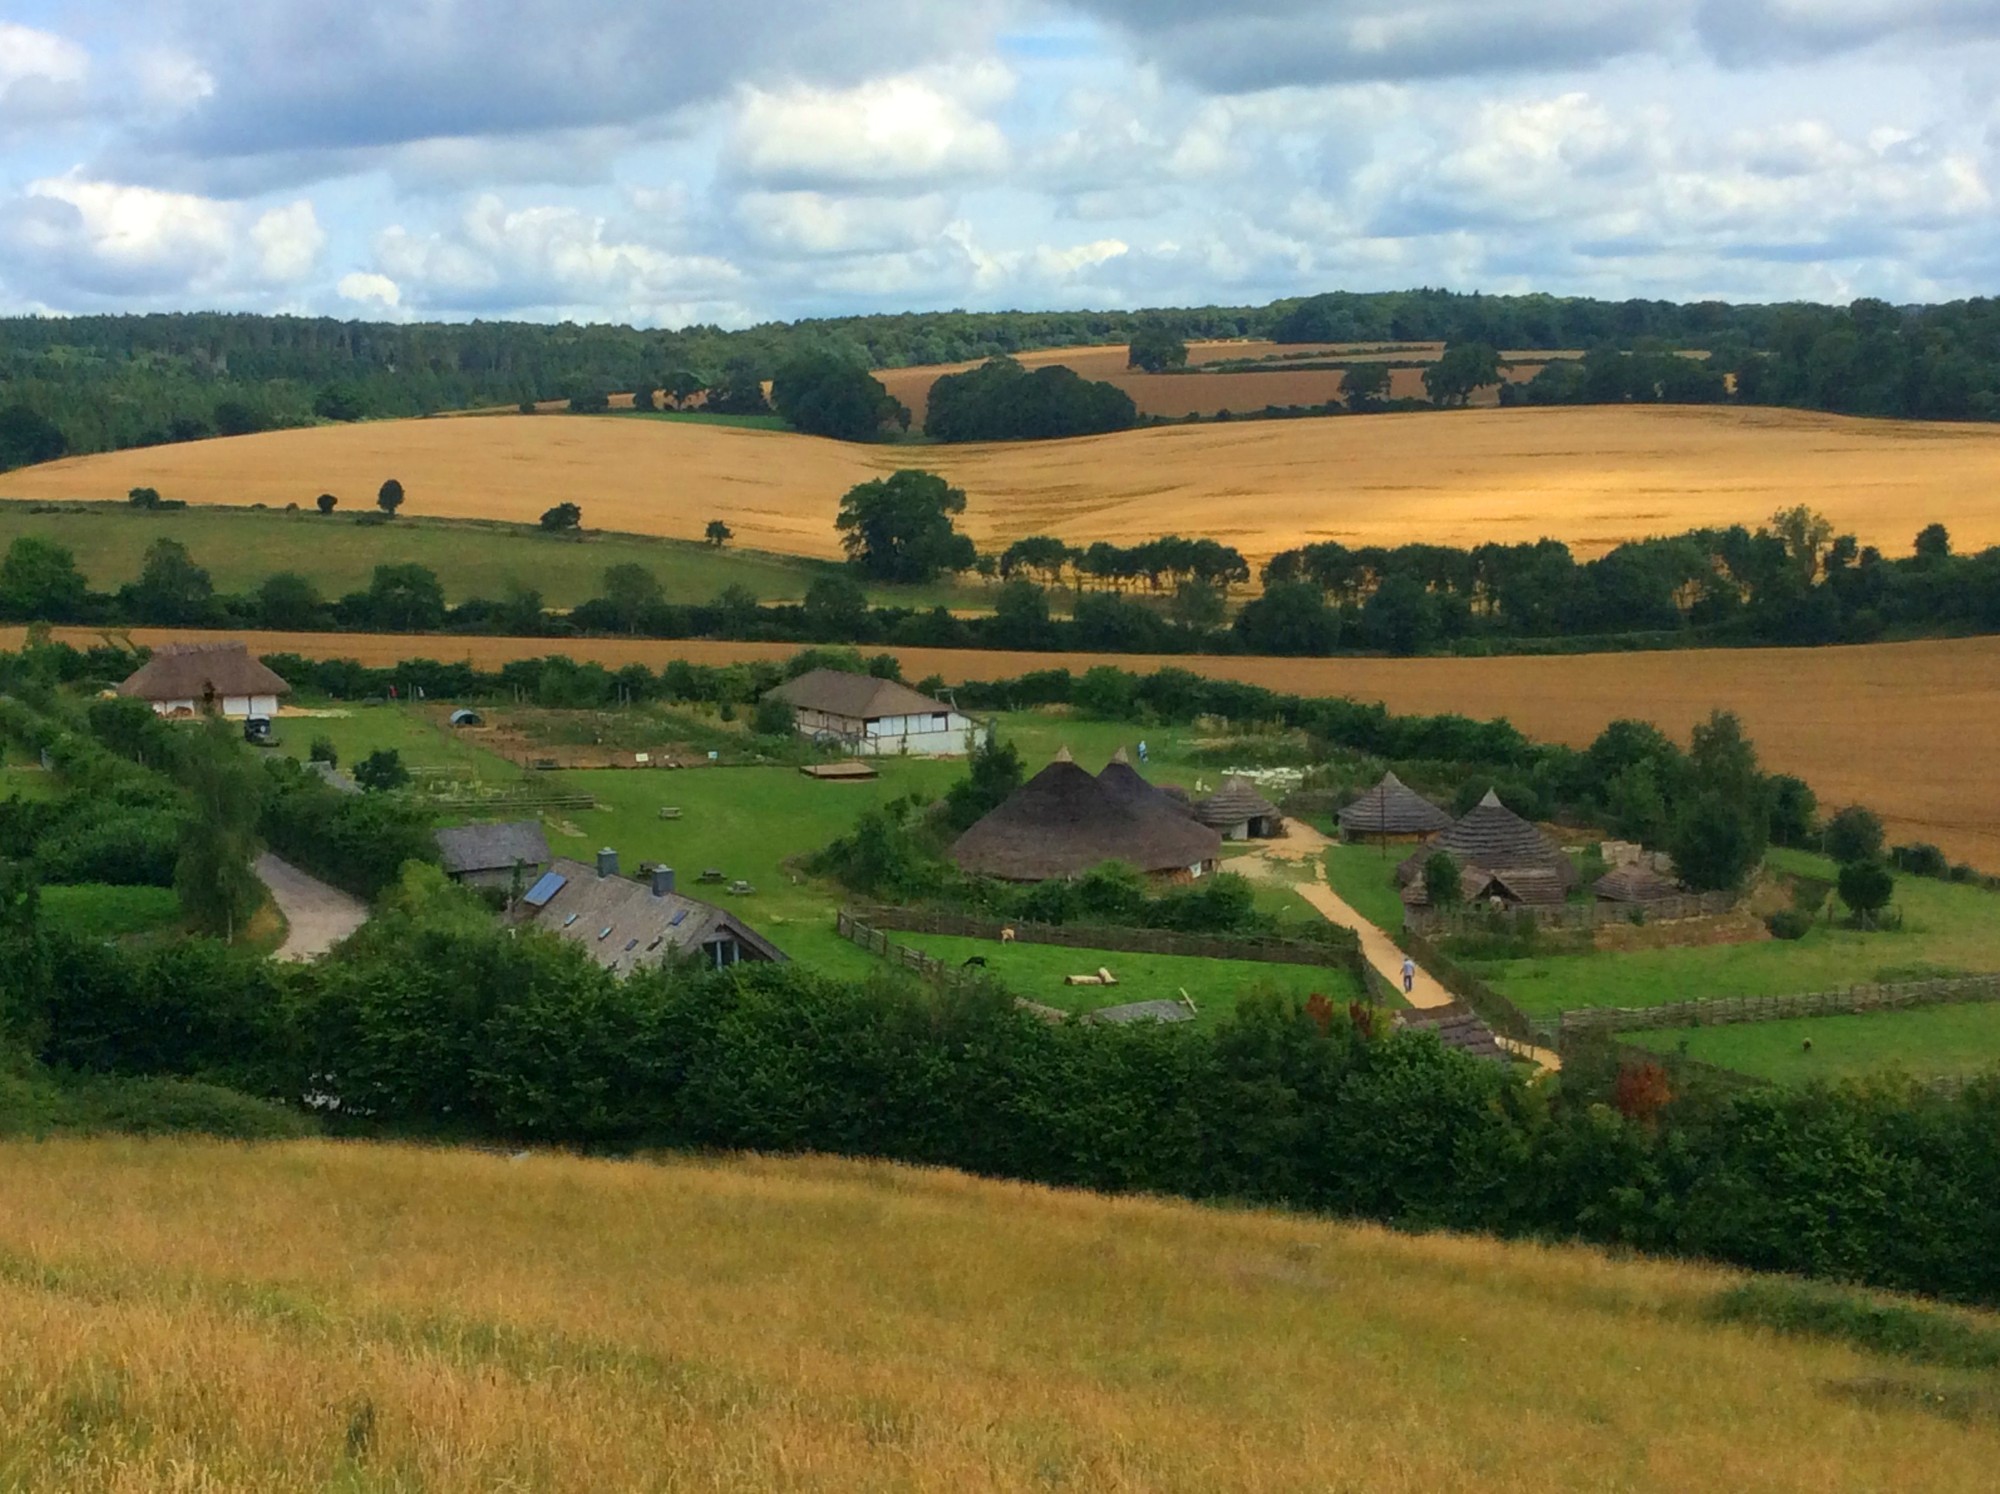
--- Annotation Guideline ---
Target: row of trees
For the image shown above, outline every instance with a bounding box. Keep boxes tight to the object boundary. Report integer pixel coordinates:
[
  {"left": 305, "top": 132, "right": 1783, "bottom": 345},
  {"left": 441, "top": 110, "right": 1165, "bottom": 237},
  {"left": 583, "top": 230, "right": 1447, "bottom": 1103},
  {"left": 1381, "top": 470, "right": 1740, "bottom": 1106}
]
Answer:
[{"left": 925, "top": 357, "right": 1138, "bottom": 442}]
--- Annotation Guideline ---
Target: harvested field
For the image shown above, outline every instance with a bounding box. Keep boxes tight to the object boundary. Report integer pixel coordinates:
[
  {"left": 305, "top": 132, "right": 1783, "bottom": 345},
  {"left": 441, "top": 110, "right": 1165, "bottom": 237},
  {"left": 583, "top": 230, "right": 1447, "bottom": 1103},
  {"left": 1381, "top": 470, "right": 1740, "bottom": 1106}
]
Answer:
[
  {"left": 16, "top": 627, "right": 1998, "bottom": 870},
  {"left": 12, "top": 405, "right": 2000, "bottom": 569}
]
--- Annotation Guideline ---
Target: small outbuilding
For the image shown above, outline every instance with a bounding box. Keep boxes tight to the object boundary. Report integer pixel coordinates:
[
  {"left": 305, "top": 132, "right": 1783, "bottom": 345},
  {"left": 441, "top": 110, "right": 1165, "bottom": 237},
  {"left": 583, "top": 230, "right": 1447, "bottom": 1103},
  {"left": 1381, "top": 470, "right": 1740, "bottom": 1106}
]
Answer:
[
  {"left": 1593, "top": 863, "right": 1681, "bottom": 904},
  {"left": 764, "top": 669, "right": 987, "bottom": 757},
  {"left": 448, "top": 708, "right": 484, "bottom": 727},
  {"left": 117, "top": 642, "right": 289, "bottom": 719},
  {"left": 1193, "top": 776, "right": 1284, "bottom": 841},
  {"left": 435, "top": 820, "right": 554, "bottom": 889},
  {"left": 949, "top": 750, "right": 1222, "bottom": 882},
  {"left": 1337, "top": 772, "right": 1453, "bottom": 841}
]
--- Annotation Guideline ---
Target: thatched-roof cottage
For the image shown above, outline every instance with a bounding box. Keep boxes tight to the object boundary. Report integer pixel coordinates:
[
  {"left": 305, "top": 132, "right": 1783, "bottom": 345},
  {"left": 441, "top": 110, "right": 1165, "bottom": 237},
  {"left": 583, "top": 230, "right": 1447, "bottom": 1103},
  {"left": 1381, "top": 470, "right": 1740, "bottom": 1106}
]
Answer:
[
  {"left": 764, "top": 669, "right": 986, "bottom": 757},
  {"left": 1337, "top": 772, "right": 1453, "bottom": 841},
  {"left": 1594, "top": 863, "right": 1681, "bottom": 904},
  {"left": 1193, "top": 776, "right": 1284, "bottom": 840},
  {"left": 117, "top": 642, "right": 289, "bottom": 719},
  {"left": 950, "top": 751, "right": 1222, "bottom": 882}
]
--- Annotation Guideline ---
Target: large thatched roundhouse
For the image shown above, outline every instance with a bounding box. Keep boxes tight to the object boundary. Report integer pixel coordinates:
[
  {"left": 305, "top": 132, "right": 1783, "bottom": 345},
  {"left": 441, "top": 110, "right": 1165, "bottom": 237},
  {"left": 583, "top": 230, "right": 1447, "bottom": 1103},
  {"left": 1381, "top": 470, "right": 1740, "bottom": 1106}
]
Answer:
[
  {"left": 950, "top": 751, "right": 1222, "bottom": 882},
  {"left": 1398, "top": 790, "right": 1577, "bottom": 907},
  {"left": 1097, "top": 748, "right": 1194, "bottom": 817},
  {"left": 1337, "top": 772, "right": 1452, "bottom": 841}
]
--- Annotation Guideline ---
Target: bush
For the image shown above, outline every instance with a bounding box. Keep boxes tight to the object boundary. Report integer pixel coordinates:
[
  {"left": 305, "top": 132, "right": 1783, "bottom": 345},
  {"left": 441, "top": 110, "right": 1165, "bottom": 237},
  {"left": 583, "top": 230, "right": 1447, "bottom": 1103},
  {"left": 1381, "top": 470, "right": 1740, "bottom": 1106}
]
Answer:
[
  {"left": 751, "top": 694, "right": 795, "bottom": 737},
  {"left": 1891, "top": 842, "right": 1949, "bottom": 878},
  {"left": 1764, "top": 908, "right": 1812, "bottom": 940},
  {"left": 352, "top": 748, "right": 411, "bottom": 792},
  {"left": 308, "top": 736, "right": 338, "bottom": 768},
  {"left": 1824, "top": 805, "right": 1886, "bottom": 865},
  {"left": 1837, "top": 858, "right": 1896, "bottom": 927},
  {"left": 58, "top": 1076, "right": 315, "bottom": 1139}
]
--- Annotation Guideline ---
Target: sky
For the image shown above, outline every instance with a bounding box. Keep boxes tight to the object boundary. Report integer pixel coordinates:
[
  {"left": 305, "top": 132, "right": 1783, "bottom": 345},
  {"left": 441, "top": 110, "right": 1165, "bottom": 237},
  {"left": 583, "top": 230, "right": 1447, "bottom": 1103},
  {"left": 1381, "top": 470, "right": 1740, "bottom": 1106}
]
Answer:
[{"left": 1, "top": 0, "right": 1997, "bottom": 327}]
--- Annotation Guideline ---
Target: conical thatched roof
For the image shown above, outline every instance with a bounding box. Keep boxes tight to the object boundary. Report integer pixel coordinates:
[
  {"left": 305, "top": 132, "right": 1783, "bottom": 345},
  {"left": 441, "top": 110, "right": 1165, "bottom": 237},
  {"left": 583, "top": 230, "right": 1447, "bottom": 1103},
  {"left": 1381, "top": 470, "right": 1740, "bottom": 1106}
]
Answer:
[
  {"left": 1097, "top": 752, "right": 1172, "bottom": 811},
  {"left": 1401, "top": 791, "right": 1575, "bottom": 888},
  {"left": 1594, "top": 863, "right": 1680, "bottom": 903},
  {"left": 1192, "top": 776, "right": 1280, "bottom": 829},
  {"left": 950, "top": 756, "right": 1222, "bottom": 881},
  {"left": 1337, "top": 772, "right": 1452, "bottom": 836}
]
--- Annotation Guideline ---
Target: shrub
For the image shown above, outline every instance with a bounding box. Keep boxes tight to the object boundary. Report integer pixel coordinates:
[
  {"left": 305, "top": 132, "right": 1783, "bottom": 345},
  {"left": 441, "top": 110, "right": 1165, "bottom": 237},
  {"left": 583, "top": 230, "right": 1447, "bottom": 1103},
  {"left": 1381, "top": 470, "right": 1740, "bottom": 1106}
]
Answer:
[
  {"left": 1890, "top": 842, "right": 1949, "bottom": 878},
  {"left": 352, "top": 748, "right": 411, "bottom": 792},
  {"left": 751, "top": 695, "right": 795, "bottom": 737},
  {"left": 1824, "top": 805, "right": 1886, "bottom": 865},
  {"left": 1837, "top": 858, "right": 1896, "bottom": 927},
  {"left": 58, "top": 1076, "right": 315, "bottom": 1140},
  {"left": 308, "top": 736, "right": 338, "bottom": 767},
  {"left": 1764, "top": 908, "right": 1812, "bottom": 940}
]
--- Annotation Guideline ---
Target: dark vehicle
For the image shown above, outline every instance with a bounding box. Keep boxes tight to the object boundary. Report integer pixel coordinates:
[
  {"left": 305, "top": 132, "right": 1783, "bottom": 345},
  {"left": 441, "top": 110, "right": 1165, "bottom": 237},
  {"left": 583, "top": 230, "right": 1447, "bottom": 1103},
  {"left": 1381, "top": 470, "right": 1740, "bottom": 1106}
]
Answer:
[{"left": 243, "top": 716, "right": 279, "bottom": 747}]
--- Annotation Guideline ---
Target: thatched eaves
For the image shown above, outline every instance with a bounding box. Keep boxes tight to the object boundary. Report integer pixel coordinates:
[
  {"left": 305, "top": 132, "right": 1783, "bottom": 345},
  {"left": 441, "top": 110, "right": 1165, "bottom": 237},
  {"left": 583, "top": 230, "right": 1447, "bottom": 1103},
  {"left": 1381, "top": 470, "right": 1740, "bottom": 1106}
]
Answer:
[
  {"left": 950, "top": 755, "right": 1222, "bottom": 881},
  {"left": 1337, "top": 772, "right": 1453, "bottom": 836}
]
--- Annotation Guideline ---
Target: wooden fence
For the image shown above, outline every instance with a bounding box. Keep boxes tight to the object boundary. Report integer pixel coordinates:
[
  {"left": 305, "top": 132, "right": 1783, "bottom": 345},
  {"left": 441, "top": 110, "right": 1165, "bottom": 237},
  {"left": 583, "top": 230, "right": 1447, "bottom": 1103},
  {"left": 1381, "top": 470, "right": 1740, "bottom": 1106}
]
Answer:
[
  {"left": 1556, "top": 973, "right": 2000, "bottom": 1038},
  {"left": 1407, "top": 890, "right": 1738, "bottom": 937},
  {"left": 847, "top": 903, "right": 1362, "bottom": 971},
  {"left": 1396, "top": 927, "right": 1541, "bottom": 1043}
]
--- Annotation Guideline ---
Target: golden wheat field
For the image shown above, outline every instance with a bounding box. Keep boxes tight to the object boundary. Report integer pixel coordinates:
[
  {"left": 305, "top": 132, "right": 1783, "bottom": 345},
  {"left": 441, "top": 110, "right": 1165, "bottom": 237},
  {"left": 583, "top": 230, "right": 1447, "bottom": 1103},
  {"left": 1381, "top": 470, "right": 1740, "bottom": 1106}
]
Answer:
[
  {"left": 1, "top": 1138, "right": 1995, "bottom": 1493},
  {"left": 874, "top": 340, "right": 1565, "bottom": 426},
  {"left": 13, "top": 626, "right": 1997, "bottom": 868},
  {"left": 13, "top": 404, "right": 2000, "bottom": 569}
]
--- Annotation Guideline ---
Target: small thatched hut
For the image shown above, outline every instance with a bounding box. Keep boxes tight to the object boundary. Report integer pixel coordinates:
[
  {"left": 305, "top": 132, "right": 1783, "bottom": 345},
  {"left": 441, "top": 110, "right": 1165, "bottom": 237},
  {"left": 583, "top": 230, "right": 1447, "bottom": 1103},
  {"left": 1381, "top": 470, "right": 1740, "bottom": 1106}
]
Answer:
[
  {"left": 950, "top": 750, "right": 1222, "bottom": 882},
  {"left": 1337, "top": 772, "right": 1453, "bottom": 841},
  {"left": 1396, "top": 790, "right": 1577, "bottom": 905},
  {"left": 1193, "top": 776, "right": 1284, "bottom": 841},
  {"left": 1594, "top": 863, "right": 1681, "bottom": 904}
]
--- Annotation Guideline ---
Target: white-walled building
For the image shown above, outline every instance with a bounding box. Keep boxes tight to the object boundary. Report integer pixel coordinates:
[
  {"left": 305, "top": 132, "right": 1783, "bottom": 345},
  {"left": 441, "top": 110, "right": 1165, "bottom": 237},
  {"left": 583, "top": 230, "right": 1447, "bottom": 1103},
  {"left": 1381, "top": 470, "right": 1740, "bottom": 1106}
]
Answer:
[
  {"left": 766, "top": 669, "right": 987, "bottom": 757},
  {"left": 117, "top": 642, "right": 290, "bottom": 719}
]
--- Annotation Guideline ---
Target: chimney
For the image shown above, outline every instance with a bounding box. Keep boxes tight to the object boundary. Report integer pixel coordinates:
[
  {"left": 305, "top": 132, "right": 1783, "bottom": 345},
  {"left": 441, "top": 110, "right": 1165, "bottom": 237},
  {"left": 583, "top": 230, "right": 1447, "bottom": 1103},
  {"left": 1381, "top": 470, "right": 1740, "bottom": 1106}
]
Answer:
[
  {"left": 651, "top": 866, "right": 676, "bottom": 897},
  {"left": 596, "top": 848, "right": 619, "bottom": 879}
]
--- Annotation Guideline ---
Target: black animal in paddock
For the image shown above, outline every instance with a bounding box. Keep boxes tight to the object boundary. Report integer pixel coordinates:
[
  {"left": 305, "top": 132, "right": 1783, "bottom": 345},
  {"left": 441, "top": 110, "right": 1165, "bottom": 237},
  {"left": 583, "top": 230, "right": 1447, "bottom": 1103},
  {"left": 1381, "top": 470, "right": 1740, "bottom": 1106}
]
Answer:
[{"left": 962, "top": 955, "right": 988, "bottom": 969}]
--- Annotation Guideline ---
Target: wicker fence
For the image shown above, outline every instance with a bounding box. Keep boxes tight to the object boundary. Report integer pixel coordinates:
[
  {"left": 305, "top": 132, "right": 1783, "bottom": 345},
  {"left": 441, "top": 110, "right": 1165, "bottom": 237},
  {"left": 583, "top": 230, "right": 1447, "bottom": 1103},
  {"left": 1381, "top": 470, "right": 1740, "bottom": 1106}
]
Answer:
[
  {"left": 1407, "top": 890, "right": 1738, "bottom": 937},
  {"left": 836, "top": 912, "right": 977, "bottom": 992},
  {"left": 847, "top": 903, "right": 1362, "bottom": 971},
  {"left": 1556, "top": 973, "right": 2000, "bottom": 1038}
]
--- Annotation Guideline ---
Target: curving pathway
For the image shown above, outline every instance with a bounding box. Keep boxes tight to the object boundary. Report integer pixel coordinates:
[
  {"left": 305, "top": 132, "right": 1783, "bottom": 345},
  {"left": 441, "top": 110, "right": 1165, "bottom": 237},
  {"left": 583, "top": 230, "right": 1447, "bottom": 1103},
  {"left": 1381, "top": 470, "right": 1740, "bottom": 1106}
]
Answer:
[{"left": 253, "top": 853, "right": 368, "bottom": 961}]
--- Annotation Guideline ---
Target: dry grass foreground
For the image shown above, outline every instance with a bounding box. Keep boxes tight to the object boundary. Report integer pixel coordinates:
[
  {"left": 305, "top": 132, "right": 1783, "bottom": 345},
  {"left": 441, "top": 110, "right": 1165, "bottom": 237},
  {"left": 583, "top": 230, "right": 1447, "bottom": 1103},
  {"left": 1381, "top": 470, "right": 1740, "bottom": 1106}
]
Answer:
[
  {"left": 15, "top": 626, "right": 1996, "bottom": 870},
  {"left": 12, "top": 404, "right": 2000, "bottom": 569},
  {"left": 2, "top": 1138, "right": 1997, "bottom": 1492}
]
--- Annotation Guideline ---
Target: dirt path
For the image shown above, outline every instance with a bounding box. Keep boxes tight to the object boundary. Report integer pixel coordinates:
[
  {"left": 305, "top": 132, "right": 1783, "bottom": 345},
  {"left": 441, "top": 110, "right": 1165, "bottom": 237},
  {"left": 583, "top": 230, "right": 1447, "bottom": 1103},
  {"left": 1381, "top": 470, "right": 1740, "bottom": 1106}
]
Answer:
[
  {"left": 254, "top": 853, "right": 368, "bottom": 961},
  {"left": 1248, "top": 824, "right": 1562, "bottom": 1071}
]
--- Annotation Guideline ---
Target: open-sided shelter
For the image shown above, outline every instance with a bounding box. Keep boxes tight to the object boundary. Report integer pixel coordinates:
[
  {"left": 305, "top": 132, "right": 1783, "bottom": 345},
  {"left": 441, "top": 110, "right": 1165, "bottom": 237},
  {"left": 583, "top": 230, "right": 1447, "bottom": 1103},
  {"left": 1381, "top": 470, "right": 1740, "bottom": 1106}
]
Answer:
[
  {"left": 117, "top": 642, "right": 289, "bottom": 719},
  {"left": 950, "top": 750, "right": 1222, "bottom": 882}
]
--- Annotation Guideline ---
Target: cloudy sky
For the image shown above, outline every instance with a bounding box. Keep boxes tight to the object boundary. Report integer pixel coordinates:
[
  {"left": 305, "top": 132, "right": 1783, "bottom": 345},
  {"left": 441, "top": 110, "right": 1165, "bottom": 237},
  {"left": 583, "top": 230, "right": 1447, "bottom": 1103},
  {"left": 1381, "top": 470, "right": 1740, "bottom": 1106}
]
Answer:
[{"left": 2, "top": 0, "right": 1996, "bottom": 326}]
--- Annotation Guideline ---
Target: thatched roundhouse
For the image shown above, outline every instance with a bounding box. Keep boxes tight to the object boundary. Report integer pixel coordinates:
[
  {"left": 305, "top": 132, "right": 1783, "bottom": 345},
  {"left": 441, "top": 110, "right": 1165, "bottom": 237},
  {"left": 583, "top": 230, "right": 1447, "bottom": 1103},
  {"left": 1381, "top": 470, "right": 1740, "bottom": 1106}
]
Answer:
[
  {"left": 1193, "top": 776, "right": 1284, "bottom": 841},
  {"left": 1097, "top": 748, "right": 1194, "bottom": 817},
  {"left": 1397, "top": 790, "right": 1577, "bottom": 907},
  {"left": 950, "top": 750, "right": 1222, "bottom": 882},
  {"left": 1337, "top": 772, "right": 1453, "bottom": 841},
  {"left": 1594, "top": 863, "right": 1681, "bottom": 904}
]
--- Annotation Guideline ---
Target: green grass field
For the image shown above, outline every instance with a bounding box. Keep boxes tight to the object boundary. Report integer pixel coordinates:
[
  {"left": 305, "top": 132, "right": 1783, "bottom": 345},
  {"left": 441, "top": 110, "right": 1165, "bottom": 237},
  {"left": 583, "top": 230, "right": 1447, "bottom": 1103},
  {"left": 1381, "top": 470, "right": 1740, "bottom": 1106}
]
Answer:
[
  {"left": 1631, "top": 1003, "right": 2000, "bottom": 1084},
  {"left": 896, "top": 930, "right": 1365, "bottom": 1026},
  {"left": 1476, "top": 851, "right": 2000, "bottom": 1017},
  {"left": 269, "top": 705, "right": 530, "bottom": 784},
  {"left": 0, "top": 500, "right": 984, "bottom": 611},
  {"left": 1324, "top": 841, "right": 1411, "bottom": 929},
  {"left": 37, "top": 884, "right": 181, "bottom": 941},
  {"left": 629, "top": 410, "right": 793, "bottom": 432}
]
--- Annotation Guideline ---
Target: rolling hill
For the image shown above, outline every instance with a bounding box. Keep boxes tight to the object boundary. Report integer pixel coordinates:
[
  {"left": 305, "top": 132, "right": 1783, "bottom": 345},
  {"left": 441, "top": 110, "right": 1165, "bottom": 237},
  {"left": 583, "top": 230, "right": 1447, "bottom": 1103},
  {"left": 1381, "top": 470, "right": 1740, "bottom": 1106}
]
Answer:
[
  {"left": 9, "top": 403, "right": 2000, "bottom": 570},
  {"left": 2, "top": 1137, "right": 1996, "bottom": 1492}
]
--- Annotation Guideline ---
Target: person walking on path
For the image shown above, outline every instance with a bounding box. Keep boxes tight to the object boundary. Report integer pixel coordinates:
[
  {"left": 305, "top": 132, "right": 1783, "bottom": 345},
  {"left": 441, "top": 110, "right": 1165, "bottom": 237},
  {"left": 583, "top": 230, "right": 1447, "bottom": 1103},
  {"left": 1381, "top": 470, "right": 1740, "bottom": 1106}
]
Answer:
[{"left": 1401, "top": 955, "right": 1417, "bottom": 995}]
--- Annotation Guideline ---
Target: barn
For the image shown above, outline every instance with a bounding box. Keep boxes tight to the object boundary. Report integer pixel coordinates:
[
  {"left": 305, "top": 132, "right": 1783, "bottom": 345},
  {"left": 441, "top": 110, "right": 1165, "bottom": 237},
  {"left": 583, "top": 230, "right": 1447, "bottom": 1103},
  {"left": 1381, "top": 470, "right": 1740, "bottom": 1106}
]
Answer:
[{"left": 764, "top": 669, "right": 987, "bottom": 757}]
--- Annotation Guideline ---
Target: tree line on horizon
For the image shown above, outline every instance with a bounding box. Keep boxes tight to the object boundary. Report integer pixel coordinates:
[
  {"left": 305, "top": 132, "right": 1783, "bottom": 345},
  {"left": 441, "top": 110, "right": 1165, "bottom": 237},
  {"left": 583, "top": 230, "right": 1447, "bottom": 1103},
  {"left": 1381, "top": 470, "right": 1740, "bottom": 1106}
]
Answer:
[{"left": 7, "top": 288, "right": 2000, "bottom": 465}]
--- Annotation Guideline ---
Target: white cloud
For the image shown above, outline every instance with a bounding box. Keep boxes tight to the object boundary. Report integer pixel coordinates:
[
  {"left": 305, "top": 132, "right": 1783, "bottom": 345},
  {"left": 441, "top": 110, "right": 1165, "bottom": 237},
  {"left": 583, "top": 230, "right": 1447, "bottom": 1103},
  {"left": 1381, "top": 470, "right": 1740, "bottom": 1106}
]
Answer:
[
  {"left": 727, "top": 71, "right": 1012, "bottom": 190},
  {"left": 336, "top": 270, "right": 403, "bottom": 309},
  {"left": 734, "top": 191, "right": 955, "bottom": 255},
  {"left": 0, "top": 21, "right": 89, "bottom": 128},
  {"left": 12, "top": 173, "right": 234, "bottom": 290},
  {"left": 251, "top": 199, "right": 325, "bottom": 281}
]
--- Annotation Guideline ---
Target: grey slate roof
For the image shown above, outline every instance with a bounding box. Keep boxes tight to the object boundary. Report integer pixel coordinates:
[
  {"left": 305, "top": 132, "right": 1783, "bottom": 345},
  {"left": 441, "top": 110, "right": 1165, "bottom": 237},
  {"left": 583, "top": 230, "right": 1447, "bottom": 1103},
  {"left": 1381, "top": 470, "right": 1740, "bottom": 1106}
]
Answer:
[
  {"left": 513, "top": 857, "right": 787, "bottom": 975},
  {"left": 118, "top": 642, "right": 290, "bottom": 702},
  {"left": 435, "top": 820, "right": 553, "bottom": 876},
  {"left": 766, "top": 669, "right": 959, "bottom": 722},
  {"left": 1086, "top": 1000, "right": 1196, "bottom": 1025}
]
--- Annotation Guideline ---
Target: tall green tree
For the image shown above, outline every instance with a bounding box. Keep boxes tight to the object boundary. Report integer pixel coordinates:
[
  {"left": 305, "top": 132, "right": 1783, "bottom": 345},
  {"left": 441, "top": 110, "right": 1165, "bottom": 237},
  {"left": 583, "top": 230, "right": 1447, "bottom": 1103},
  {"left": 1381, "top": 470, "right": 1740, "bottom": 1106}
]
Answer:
[
  {"left": 1341, "top": 361, "right": 1392, "bottom": 411},
  {"left": 944, "top": 730, "right": 1024, "bottom": 830},
  {"left": 1422, "top": 343, "right": 1503, "bottom": 407},
  {"left": 363, "top": 563, "right": 446, "bottom": 630},
  {"left": 377, "top": 478, "right": 405, "bottom": 516},
  {"left": 129, "top": 538, "right": 215, "bottom": 624},
  {"left": 257, "top": 571, "right": 324, "bottom": 630},
  {"left": 1127, "top": 326, "right": 1189, "bottom": 373},
  {"left": 173, "top": 718, "right": 266, "bottom": 941},
  {"left": 771, "top": 354, "right": 908, "bottom": 441},
  {"left": 835, "top": 469, "right": 977, "bottom": 583},
  {"left": 0, "top": 537, "right": 89, "bottom": 621},
  {"left": 599, "top": 563, "right": 664, "bottom": 633}
]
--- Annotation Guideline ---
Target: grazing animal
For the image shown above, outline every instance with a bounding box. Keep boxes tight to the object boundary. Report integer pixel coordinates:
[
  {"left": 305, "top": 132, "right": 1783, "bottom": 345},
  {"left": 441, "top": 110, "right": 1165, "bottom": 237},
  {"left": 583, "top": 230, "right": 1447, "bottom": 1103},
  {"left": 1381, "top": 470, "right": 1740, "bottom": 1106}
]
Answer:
[
  {"left": 1000, "top": 926, "right": 1016, "bottom": 944},
  {"left": 1802, "top": 1039, "right": 1814, "bottom": 1053},
  {"left": 962, "top": 955, "right": 988, "bottom": 969}
]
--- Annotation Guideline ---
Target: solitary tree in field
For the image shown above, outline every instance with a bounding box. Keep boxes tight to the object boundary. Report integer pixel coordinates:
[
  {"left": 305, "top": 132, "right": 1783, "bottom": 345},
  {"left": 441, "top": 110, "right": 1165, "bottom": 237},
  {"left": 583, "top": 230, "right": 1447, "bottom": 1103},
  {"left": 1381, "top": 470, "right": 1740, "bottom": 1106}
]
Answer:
[
  {"left": 1422, "top": 343, "right": 1502, "bottom": 407},
  {"left": 1838, "top": 857, "right": 1895, "bottom": 928},
  {"left": 705, "top": 518, "right": 733, "bottom": 549},
  {"left": 836, "top": 469, "right": 976, "bottom": 583},
  {"left": 1127, "top": 325, "right": 1189, "bottom": 373},
  {"left": 316, "top": 492, "right": 338, "bottom": 515},
  {"left": 540, "top": 501, "right": 583, "bottom": 532},
  {"left": 1342, "top": 361, "right": 1392, "bottom": 412},
  {"left": 377, "top": 478, "right": 405, "bottom": 517}
]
